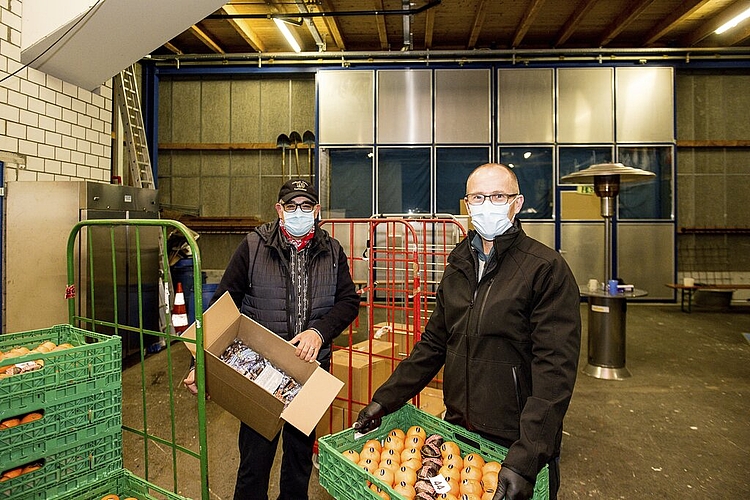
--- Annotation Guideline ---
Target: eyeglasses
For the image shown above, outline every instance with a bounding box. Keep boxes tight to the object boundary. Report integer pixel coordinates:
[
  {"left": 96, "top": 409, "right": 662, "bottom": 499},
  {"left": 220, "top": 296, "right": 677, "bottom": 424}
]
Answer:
[
  {"left": 464, "top": 192, "right": 519, "bottom": 206},
  {"left": 282, "top": 201, "right": 316, "bottom": 213}
]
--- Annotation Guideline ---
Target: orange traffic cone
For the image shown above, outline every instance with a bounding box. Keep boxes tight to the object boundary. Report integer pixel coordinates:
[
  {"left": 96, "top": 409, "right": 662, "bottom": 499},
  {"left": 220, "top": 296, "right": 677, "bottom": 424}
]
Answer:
[{"left": 173, "top": 282, "right": 189, "bottom": 335}]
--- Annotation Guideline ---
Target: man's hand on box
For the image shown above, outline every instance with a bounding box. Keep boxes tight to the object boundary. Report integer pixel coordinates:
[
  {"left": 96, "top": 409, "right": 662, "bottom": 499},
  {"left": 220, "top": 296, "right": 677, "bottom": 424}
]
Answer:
[
  {"left": 291, "top": 329, "right": 323, "bottom": 362},
  {"left": 183, "top": 368, "right": 199, "bottom": 395}
]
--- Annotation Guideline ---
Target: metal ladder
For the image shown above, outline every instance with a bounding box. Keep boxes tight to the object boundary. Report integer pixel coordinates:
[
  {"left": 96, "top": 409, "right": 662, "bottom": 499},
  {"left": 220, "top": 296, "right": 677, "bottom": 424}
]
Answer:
[{"left": 114, "top": 65, "right": 155, "bottom": 189}]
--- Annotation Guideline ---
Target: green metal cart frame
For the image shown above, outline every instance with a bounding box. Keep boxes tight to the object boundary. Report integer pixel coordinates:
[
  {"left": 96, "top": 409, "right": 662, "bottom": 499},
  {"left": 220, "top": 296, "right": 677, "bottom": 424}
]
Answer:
[{"left": 66, "top": 218, "right": 209, "bottom": 500}]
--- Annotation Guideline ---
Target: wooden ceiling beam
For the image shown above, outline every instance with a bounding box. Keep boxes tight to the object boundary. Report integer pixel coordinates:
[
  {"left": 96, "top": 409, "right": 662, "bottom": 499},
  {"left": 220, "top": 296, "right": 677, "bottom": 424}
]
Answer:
[
  {"left": 467, "top": 0, "right": 490, "bottom": 49},
  {"left": 222, "top": 6, "right": 266, "bottom": 52},
  {"left": 190, "top": 25, "right": 225, "bottom": 53},
  {"left": 599, "top": 0, "right": 657, "bottom": 46},
  {"left": 644, "top": 0, "right": 712, "bottom": 46},
  {"left": 424, "top": 5, "right": 435, "bottom": 49},
  {"left": 512, "top": 0, "right": 548, "bottom": 48},
  {"left": 683, "top": 0, "right": 750, "bottom": 46},
  {"left": 163, "top": 42, "right": 183, "bottom": 55},
  {"left": 556, "top": 0, "right": 599, "bottom": 47},
  {"left": 319, "top": 0, "right": 346, "bottom": 50},
  {"left": 373, "top": 0, "right": 389, "bottom": 50}
]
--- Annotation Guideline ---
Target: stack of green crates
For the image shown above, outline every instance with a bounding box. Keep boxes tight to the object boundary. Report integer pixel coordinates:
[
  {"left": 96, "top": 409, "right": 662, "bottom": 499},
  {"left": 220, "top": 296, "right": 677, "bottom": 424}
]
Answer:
[
  {"left": 0, "top": 325, "right": 122, "bottom": 498},
  {"left": 318, "top": 403, "right": 550, "bottom": 500},
  {"left": 0, "top": 324, "right": 188, "bottom": 500}
]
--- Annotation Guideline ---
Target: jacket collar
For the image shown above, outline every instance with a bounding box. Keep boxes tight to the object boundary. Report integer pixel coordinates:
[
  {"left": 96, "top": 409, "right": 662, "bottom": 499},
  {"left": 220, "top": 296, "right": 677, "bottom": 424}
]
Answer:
[
  {"left": 257, "top": 219, "right": 328, "bottom": 257},
  {"left": 490, "top": 218, "right": 523, "bottom": 256},
  {"left": 450, "top": 219, "right": 525, "bottom": 277},
  {"left": 465, "top": 218, "right": 523, "bottom": 257}
]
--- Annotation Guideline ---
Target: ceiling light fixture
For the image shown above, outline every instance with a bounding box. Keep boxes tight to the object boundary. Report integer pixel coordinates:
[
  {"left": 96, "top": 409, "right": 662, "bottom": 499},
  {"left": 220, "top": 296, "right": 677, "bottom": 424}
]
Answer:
[
  {"left": 274, "top": 18, "right": 302, "bottom": 52},
  {"left": 715, "top": 7, "right": 750, "bottom": 34},
  {"left": 276, "top": 17, "right": 303, "bottom": 27}
]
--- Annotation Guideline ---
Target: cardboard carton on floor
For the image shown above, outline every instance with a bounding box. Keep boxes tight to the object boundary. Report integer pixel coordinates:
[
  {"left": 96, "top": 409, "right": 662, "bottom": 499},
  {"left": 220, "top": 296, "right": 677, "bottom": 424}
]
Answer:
[
  {"left": 419, "top": 387, "right": 445, "bottom": 417},
  {"left": 332, "top": 348, "right": 392, "bottom": 404},
  {"left": 427, "top": 365, "right": 445, "bottom": 390},
  {"left": 316, "top": 401, "right": 366, "bottom": 437},
  {"left": 182, "top": 292, "right": 344, "bottom": 440},
  {"left": 350, "top": 338, "right": 397, "bottom": 359},
  {"left": 373, "top": 322, "right": 416, "bottom": 359},
  {"left": 317, "top": 388, "right": 445, "bottom": 437},
  {"left": 316, "top": 387, "right": 445, "bottom": 437},
  {"left": 315, "top": 404, "right": 340, "bottom": 437}
]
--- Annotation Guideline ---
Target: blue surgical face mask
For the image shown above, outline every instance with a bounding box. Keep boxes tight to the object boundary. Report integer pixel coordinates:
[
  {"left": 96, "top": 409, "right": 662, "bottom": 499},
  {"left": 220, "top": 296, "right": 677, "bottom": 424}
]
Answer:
[
  {"left": 282, "top": 208, "right": 316, "bottom": 237},
  {"left": 469, "top": 199, "right": 513, "bottom": 241}
]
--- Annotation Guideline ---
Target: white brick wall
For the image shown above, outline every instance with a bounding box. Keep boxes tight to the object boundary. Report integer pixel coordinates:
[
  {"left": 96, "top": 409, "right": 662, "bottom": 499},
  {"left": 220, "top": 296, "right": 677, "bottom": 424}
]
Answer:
[{"left": 1, "top": 0, "right": 112, "bottom": 183}]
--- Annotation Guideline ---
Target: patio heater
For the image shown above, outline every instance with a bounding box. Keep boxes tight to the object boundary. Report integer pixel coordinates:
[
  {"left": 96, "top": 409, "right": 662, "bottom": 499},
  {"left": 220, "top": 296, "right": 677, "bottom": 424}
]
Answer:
[
  {"left": 561, "top": 162, "right": 656, "bottom": 283},
  {"left": 561, "top": 163, "right": 655, "bottom": 380}
]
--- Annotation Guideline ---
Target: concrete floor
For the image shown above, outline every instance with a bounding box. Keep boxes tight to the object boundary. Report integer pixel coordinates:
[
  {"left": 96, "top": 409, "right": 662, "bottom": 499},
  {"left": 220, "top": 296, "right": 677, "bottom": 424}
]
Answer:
[{"left": 121, "top": 301, "right": 750, "bottom": 499}]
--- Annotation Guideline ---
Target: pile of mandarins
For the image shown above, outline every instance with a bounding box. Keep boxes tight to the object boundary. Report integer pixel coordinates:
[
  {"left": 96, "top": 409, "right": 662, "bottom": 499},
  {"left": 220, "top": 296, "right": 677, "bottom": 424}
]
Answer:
[
  {"left": 0, "top": 462, "right": 41, "bottom": 483},
  {"left": 0, "top": 410, "right": 43, "bottom": 430},
  {"left": 0, "top": 341, "right": 74, "bottom": 379},
  {"left": 0, "top": 340, "right": 75, "bottom": 485},
  {"left": 342, "top": 425, "right": 502, "bottom": 500}
]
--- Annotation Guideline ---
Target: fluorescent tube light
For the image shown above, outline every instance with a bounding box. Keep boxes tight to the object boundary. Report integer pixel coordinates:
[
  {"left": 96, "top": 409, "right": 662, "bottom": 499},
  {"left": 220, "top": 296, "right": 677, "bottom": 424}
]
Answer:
[
  {"left": 274, "top": 18, "right": 302, "bottom": 52},
  {"left": 715, "top": 7, "right": 750, "bottom": 34}
]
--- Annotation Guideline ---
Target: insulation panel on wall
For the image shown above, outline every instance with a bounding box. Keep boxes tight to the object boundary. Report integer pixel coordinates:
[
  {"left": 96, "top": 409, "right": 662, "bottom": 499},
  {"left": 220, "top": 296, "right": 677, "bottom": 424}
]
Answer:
[
  {"left": 498, "top": 68, "right": 554, "bottom": 144},
  {"left": 435, "top": 69, "right": 491, "bottom": 144},
  {"left": 318, "top": 70, "right": 374, "bottom": 145}
]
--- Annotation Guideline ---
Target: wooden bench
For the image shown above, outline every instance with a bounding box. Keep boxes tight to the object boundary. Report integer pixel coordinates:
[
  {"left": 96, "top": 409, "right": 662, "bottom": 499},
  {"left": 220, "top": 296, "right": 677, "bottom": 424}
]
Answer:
[{"left": 665, "top": 283, "right": 750, "bottom": 312}]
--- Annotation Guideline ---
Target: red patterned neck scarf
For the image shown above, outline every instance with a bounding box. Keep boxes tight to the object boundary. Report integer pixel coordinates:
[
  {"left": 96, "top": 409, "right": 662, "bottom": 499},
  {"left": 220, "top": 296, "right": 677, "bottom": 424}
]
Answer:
[{"left": 280, "top": 224, "right": 315, "bottom": 251}]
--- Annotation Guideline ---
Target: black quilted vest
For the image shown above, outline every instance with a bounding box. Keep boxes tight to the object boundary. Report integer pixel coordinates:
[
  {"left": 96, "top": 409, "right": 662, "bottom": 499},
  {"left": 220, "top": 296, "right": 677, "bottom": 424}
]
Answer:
[{"left": 239, "top": 226, "right": 339, "bottom": 362}]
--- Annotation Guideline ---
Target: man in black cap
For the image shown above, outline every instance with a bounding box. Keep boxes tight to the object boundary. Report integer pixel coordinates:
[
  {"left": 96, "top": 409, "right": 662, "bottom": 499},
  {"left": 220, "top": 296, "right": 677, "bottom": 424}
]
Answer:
[{"left": 184, "top": 178, "right": 359, "bottom": 499}]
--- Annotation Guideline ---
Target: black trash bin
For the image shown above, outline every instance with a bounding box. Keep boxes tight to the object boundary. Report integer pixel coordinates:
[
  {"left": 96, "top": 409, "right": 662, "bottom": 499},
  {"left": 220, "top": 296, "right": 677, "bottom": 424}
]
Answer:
[
  {"left": 580, "top": 287, "right": 647, "bottom": 380},
  {"left": 584, "top": 294, "right": 630, "bottom": 380}
]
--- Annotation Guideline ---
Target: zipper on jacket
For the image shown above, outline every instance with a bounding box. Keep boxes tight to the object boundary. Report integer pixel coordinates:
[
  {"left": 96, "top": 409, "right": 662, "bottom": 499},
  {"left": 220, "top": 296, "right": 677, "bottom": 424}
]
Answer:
[
  {"left": 511, "top": 365, "right": 523, "bottom": 415},
  {"left": 477, "top": 278, "right": 494, "bottom": 319},
  {"left": 465, "top": 277, "right": 495, "bottom": 430}
]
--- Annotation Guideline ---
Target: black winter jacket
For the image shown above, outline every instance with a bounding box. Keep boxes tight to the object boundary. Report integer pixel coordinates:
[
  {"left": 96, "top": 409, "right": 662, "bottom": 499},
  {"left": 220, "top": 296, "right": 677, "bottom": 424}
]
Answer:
[
  {"left": 372, "top": 221, "right": 581, "bottom": 482},
  {"left": 211, "top": 220, "right": 360, "bottom": 368}
]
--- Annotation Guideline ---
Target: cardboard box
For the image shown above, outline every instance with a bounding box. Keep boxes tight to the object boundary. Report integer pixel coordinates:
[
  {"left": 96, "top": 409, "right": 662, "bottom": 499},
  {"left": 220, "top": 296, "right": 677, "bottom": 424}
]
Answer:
[
  {"left": 316, "top": 388, "right": 445, "bottom": 437},
  {"left": 419, "top": 387, "right": 445, "bottom": 417},
  {"left": 315, "top": 404, "right": 341, "bottom": 437},
  {"left": 370, "top": 323, "right": 444, "bottom": 388},
  {"left": 182, "top": 292, "right": 344, "bottom": 440},
  {"left": 316, "top": 401, "right": 366, "bottom": 437},
  {"left": 350, "top": 338, "right": 396, "bottom": 359},
  {"left": 332, "top": 349, "right": 392, "bottom": 404},
  {"left": 373, "top": 322, "right": 416, "bottom": 359},
  {"left": 427, "top": 365, "right": 445, "bottom": 390}
]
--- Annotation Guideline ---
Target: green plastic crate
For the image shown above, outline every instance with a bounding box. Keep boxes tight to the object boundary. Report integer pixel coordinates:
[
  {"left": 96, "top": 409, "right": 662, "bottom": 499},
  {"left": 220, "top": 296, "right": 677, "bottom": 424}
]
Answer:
[
  {"left": 0, "top": 325, "right": 121, "bottom": 418},
  {"left": 0, "top": 428, "right": 122, "bottom": 500},
  {"left": 318, "top": 404, "right": 549, "bottom": 500},
  {"left": 54, "top": 468, "right": 190, "bottom": 500},
  {"left": 0, "top": 385, "right": 121, "bottom": 466}
]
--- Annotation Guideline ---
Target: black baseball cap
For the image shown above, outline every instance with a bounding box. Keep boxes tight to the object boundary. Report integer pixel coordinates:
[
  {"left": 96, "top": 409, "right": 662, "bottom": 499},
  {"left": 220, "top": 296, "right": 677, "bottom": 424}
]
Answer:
[{"left": 278, "top": 179, "right": 319, "bottom": 204}]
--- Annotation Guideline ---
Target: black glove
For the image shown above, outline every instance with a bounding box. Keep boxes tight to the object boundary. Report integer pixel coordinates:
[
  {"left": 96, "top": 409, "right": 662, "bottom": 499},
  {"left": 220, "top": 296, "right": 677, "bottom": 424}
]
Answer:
[
  {"left": 353, "top": 401, "right": 386, "bottom": 434},
  {"left": 492, "top": 466, "right": 534, "bottom": 500}
]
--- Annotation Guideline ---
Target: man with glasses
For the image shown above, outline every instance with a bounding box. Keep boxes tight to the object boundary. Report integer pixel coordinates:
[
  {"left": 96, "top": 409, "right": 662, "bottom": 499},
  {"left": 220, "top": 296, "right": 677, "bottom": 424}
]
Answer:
[
  {"left": 185, "top": 178, "right": 359, "bottom": 499},
  {"left": 355, "top": 163, "right": 581, "bottom": 500}
]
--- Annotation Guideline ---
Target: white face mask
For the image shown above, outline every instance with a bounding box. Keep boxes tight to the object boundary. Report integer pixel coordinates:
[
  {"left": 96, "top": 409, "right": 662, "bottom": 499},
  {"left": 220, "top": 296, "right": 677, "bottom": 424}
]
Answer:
[
  {"left": 282, "top": 208, "right": 316, "bottom": 237},
  {"left": 469, "top": 200, "right": 513, "bottom": 241}
]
